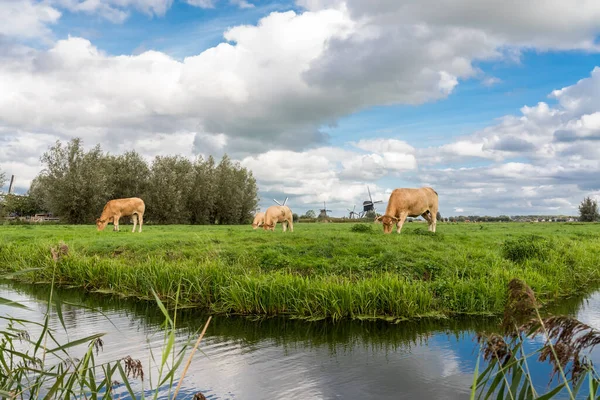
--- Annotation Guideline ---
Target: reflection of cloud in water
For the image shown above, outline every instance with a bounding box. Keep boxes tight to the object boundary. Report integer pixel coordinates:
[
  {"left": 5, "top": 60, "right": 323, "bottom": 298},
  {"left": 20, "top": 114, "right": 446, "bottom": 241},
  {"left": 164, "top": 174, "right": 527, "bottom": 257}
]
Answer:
[
  {"left": 4, "top": 281, "right": 600, "bottom": 399},
  {"left": 183, "top": 333, "right": 473, "bottom": 399},
  {"left": 0, "top": 283, "right": 482, "bottom": 399}
]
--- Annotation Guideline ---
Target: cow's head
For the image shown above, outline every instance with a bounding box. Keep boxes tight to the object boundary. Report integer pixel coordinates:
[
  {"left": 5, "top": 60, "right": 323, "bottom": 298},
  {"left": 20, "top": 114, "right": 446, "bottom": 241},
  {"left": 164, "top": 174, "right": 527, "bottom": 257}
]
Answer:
[
  {"left": 252, "top": 222, "right": 263, "bottom": 230},
  {"left": 376, "top": 215, "right": 399, "bottom": 234},
  {"left": 96, "top": 218, "right": 108, "bottom": 231}
]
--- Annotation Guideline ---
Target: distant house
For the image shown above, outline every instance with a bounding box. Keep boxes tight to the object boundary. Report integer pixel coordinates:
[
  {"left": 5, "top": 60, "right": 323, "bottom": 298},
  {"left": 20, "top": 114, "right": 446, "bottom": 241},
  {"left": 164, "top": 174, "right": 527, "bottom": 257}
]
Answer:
[{"left": 31, "top": 213, "right": 60, "bottom": 222}]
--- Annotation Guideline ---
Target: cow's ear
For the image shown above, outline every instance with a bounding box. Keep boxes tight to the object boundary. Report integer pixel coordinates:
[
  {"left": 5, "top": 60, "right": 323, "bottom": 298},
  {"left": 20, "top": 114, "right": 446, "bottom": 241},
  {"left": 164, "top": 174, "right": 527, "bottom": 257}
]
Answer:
[
  {"left": 391, "top": 216, "right": 399, "bottom": 222},
  {"left": 375, "top": 215, "right": 383, "bottom": 221}
]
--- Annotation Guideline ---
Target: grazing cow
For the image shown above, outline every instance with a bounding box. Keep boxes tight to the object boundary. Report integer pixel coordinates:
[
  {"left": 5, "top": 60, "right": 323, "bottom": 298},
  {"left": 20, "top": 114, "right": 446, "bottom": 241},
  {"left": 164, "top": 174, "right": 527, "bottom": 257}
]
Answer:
[
  {"left": 263, "top": 205, "right": 294, "bottom": 232},
  {"left": 96, "top": 197, "right": 145, "bottom": 233},
  {"left": 375, "top": 187, "right": 439, "bottom": 234},
  {"left": 252, "top": 212, "right": 265, "bottom": 229}
]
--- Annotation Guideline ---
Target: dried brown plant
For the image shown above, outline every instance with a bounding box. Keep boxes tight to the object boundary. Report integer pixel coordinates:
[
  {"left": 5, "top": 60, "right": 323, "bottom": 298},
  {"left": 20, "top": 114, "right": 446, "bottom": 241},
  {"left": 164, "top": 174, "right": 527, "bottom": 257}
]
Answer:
[
  {"left": 476, "top": 332, "right": 512, "bottom": 366},
  {"left": 122, "top": 355, "right": 144, "bottom": 381},
  {"left": 501, "top": 278, "right": 538, "bottom": 335},
  {"left": 524, "top": 315, "right": 600, "bottom": 383},
  {"left": 50, "top": 241, "right": 69, "bottom": 262}
]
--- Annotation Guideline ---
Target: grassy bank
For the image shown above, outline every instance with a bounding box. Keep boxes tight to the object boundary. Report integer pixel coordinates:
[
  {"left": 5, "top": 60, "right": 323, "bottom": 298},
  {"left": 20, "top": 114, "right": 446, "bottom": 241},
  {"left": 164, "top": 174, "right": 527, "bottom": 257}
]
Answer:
[{"left": 1, "top": 222, "right": 599, "bottom": 321}]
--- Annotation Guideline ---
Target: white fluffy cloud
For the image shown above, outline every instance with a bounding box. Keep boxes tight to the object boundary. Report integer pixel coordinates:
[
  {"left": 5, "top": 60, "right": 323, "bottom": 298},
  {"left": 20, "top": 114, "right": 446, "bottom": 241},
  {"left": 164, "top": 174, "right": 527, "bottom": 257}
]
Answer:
[
  {"left": 0, "top": 0, "right": 61, "bottom": 39},
  {"left": 3, "top": 1, "right": 600, "bottom": 216},
  {"left": 297, "top": 0, "right": 600, "bottom": 50},
  {"left": 409, "top": 69, "right": 600, "bottom": 215},
  {"left": 240, "top": 143, "right": 406, "bottom": 212},
  {"left": 51, "top": 0, "right": 173, "bottom": 22}
]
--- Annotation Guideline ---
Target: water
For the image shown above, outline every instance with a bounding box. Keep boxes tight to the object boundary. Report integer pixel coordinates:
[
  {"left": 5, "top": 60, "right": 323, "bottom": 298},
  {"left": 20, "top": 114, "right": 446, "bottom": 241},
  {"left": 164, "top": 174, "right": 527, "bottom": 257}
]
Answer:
[{"left": 1, "top": 281, "right": 599, "bottom": 399}]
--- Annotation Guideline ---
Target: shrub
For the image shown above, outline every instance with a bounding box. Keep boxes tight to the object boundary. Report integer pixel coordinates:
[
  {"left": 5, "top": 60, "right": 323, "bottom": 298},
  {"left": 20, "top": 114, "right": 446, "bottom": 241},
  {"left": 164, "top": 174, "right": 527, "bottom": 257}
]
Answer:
[
  {"left": 350, "top": 224, "right": 373, "bottom": 233},
  {"left": 502, "top": 235, "right": 552, "bottom": 262}
]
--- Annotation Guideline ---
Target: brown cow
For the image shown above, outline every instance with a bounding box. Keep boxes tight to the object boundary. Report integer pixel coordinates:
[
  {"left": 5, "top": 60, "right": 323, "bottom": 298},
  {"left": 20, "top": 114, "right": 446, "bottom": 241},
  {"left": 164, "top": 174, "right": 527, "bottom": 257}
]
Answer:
[
  {"left": 96, "top": 197, "right": 145, "bottom": 233},
  {"left": 375, "top": 187, "right": 438, "bottom": 234},
  {"left": 262, "top": 205, "right": 294, "bottom": 232},
  {"left": 252, "top": 212, "right": 265, "bottom": 229}
]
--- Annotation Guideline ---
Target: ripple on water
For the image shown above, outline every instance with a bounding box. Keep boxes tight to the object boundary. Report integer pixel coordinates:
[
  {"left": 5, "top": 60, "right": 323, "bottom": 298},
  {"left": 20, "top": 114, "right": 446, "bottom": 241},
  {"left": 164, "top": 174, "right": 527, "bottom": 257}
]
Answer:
[{"left": 3, "top": 283, "right": 600, "bottom": 399}]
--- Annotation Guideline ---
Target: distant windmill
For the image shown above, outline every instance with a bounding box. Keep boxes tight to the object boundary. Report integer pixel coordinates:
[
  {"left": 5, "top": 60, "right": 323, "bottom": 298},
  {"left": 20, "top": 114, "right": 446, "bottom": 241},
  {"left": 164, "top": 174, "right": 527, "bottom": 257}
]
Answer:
[
  {"left": 361, "top": 186, "right": 383, "bottom": 217},
  {"left": 347, "top": 205, "right": 359, "bottom": 219},
  {"left": 8, "top": 175, "right": 15, "bottom": 194},
  {"left": 318, "top": 201, "right": 332, "bottom": 219},
  {"left": 273, "top": 197, "right": 289, "bottom": 207}
]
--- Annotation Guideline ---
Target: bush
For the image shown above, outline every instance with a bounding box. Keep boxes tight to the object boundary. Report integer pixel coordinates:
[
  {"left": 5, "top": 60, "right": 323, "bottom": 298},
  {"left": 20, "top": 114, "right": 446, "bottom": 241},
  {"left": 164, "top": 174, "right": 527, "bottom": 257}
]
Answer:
[
  {"left": 350, "top": 224, "right": 373, "bottom": 233},
  {"left": 502, "top": 235, "right": 552, "bottom": 262}
]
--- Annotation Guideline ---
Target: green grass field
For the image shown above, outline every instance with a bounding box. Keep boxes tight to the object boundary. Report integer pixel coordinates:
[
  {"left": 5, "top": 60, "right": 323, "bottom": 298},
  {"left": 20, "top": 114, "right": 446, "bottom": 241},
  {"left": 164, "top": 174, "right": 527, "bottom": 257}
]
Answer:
[{"left": 1, "top": 221, "right": 599, "bottom": 321}]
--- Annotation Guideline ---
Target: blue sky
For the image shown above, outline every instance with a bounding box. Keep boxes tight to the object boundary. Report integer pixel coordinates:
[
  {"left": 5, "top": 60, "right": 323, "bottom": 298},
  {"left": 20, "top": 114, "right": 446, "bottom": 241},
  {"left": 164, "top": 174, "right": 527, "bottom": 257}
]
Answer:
[{"left": 2, "top": 0, "right": 600, "bottom": 217}]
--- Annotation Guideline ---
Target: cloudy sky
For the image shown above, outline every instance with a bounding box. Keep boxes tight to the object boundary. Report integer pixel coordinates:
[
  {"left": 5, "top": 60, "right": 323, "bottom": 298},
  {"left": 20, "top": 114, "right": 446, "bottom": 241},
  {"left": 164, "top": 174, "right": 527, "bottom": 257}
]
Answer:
[{"left": 2, "top": 0, "right": 600, "bottom": 217}]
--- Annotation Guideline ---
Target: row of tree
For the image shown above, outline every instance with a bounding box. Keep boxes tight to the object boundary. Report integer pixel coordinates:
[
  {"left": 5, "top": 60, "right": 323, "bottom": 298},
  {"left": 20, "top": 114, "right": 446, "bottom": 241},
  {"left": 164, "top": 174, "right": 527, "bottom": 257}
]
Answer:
[{"left": 2, "top": 138, "right": 259, "bottom": 225}]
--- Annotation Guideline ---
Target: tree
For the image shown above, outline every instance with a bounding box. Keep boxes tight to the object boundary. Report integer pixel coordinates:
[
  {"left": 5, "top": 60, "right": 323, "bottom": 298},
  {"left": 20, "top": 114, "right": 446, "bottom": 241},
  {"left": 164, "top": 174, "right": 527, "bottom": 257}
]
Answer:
[
  {"left": 365, "top": 210, "right": 376, "bottom": 219},
  {"left": 32, "top": 138, "right": 111, "bottom": 224},
  {"left": 146, "top": 155, "right": 193, "bottom": 224},
  {"left": 304, "top": 210, "right": 316, "bottom": 218},
  {"left": 292, "top": 213, "right": 299, "bottom": 222},
  {"left": 105, "top": 151, "right": 150, "bottom": 200},
  {"left": 187, "top": 156, "right": 216, "bottom": 225},
  {"left": 436, "top": 211, "right": 442, "bottom": 221},
  {"left": 1, "top": 194, "right": 41, "bottom": 217},
  {"left": 579, "top": 197, "right": 599, "bottom": 222},
  {"left": 28, "top": 140, "right": 260, "bottom": 225}
]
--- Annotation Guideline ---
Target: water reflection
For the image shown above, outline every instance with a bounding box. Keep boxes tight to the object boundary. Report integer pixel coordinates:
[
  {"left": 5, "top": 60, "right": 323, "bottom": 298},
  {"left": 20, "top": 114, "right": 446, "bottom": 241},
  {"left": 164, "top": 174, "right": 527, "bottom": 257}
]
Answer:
[{"left": 1, "top": 281, "right": 599, "bottom": 399}]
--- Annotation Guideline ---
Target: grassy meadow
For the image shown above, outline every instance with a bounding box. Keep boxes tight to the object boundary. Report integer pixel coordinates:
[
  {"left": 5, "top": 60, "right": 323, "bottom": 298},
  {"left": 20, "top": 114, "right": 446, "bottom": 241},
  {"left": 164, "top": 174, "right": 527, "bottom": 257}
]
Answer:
[{"left": 1, "top": 221, "right": 599, "bottom": 321}]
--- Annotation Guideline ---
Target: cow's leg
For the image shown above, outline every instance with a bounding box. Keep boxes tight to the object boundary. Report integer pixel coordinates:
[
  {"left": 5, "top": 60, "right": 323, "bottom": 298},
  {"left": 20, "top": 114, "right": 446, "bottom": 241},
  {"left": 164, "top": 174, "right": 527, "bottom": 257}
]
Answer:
[
  {"left": 430, "top": 209, "right": 437, "bottom": 233},
  {"left": 282, "top": 221, "right": 287, "bottom": 232},
  {"left": 422, "top": 211, "right": 433, "bottom": 231},
  {"left": 138, "top": 214, "right": 143, "bottom": 233},
  {"left": 396, "top": 213, "right": 408, "bottom": 234},
  {"left": 114, "top": 215, "right": 121, "bottom": 232},
  {"left": 132, "top": 214, "right": 138, "bottom": 233},
  {"left": 289, "top": 218, "right": 294, "bottom": 232}
]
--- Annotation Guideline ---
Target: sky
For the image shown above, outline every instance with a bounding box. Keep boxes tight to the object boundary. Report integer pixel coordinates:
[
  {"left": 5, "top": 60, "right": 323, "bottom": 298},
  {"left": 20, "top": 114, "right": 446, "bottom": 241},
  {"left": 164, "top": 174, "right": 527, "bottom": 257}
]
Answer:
[{"left": 2, "top": 0, "right": 600, "bottom": 218}]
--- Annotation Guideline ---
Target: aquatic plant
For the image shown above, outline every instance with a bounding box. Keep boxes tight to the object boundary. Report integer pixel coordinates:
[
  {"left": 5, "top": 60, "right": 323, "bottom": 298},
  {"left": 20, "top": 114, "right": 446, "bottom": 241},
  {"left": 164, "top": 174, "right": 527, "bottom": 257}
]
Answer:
[
  {"left": 472, "top": 279, "right": 600, "bottom": 399},
  {"left": 0, "top": 269, "right": 211, "bottom": 399}
]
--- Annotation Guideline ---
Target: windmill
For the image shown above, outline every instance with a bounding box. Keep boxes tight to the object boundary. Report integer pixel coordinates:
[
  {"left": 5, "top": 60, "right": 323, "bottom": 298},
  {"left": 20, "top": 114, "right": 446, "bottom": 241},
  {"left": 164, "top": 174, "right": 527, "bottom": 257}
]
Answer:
[
  {"left": 273, "top": 197, "right": 289, "bottom": 207},
  {"left": 361, "top": 186, "right": 383, "bottom": 217},
  {"left": 347, "top": 205, "right": 359, "bottom": 219},
  {"left": 318, "top": 201, "right": 332, "bottom": 219},
  {"left": 8, "top": 175, "right": 15, "bottom": 194}
]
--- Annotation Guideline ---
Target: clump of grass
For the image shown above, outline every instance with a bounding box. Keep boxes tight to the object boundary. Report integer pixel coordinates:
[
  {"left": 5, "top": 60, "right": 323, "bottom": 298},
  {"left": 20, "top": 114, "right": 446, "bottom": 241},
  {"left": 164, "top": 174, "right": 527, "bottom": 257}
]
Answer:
[
  {"left": 350, "top": 224, "right": 373, "bottom": 233},
  {"left": 501, "top": 235, "right": 552, "bottom": 262},
  {"left": 407, "top": 228, "right": 443, "bottom": 239}
]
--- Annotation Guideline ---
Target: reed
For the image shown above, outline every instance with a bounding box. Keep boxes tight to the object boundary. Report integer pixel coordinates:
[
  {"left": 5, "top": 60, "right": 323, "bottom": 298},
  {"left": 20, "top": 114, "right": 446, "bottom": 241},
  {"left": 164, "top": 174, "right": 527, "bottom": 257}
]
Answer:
[
  {"left": 472, "top": 278, "right": 600, "bottom": 399},
  {"left": 0, "top": 270, "right": 211, "bottom": 399}
]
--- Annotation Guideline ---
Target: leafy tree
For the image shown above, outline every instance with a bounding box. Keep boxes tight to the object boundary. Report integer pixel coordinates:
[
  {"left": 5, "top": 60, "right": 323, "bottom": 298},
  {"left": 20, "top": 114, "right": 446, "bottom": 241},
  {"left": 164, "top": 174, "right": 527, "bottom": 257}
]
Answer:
[
  {"left": 304, "top": 210, "right": 316, "bottom": 218},
  {"left": 1, "top": 194, "right": 41, "bottom": 217},
  {"left": 105, "top": 151, "right": 150, "bottom": 200},
  {"left": 365, "top": 210, "right": 376, "bottom": 219},
  {"left": 146, "top": 155, "right": 193, "bottom": 224},
  {"left": 187, "top": 156, "right": 216, "bottom": 225},
  {"left": 436, "top": 211, "right": 442, "bottom": 221},
  {"left": 579, "top": 196, "right": 599, "bottom": 222},
  {"left": 33, "top": 139, "right": 110, "bottom": 224},
  {"left": 292, "top": 213, "right": 299, "bottom": 222},
  {"left": 28, "top": 138, "right": 260, "bottom": 225}
]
